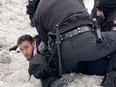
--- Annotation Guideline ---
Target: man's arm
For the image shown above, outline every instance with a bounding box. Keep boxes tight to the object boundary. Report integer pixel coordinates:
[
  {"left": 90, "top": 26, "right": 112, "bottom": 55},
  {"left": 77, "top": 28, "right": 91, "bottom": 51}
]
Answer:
[
  {"left": 28, "top": 54, "right": 61, "bottom": 87},
  {"left": 28, "top": 54, "right": 52, "bottom": 79}
]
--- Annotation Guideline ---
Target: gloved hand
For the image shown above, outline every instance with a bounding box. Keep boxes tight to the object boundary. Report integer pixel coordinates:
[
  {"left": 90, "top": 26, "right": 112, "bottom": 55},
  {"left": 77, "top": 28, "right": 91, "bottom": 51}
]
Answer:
[
  {"left": 50, "top": 77, "right": 74, "bottom": 87},
  {"left": 38, "top": 41, "right": 46, "bottom": 54}
]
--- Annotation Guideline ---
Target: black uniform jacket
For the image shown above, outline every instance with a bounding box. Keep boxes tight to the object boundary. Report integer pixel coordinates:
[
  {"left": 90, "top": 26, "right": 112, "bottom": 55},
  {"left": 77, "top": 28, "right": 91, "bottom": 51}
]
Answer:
[{"left": 32, "top": 0, "right": 92, "bottom": 45}]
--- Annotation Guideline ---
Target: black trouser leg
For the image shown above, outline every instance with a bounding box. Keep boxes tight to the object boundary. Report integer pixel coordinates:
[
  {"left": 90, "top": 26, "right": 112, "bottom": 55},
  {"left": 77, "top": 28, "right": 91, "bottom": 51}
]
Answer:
[
  {"left": 101, "top": 51, "right": 116, "bottom": 87},
  {"left": 87, "top": 57, "right": 110, "bottom": 75}
]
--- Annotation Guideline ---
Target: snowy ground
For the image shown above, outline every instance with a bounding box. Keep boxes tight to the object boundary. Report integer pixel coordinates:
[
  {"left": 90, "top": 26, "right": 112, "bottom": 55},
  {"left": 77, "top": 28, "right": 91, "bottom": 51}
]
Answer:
[{"left": 0, "top": 0, "right": 103, "bottom": 87}]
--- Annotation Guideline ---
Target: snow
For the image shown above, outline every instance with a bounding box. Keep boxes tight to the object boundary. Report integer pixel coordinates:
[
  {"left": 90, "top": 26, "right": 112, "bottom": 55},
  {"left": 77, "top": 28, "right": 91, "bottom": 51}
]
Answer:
[{"left": 0, "top": 0, "right": 103, "bottom": 87}]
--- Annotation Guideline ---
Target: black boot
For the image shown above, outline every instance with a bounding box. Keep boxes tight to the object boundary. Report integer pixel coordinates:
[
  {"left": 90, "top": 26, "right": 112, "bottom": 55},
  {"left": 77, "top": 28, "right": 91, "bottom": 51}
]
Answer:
[
  {"left": 101, "top": 53, "right": 116, "bottom": 87},
  {"left": 101, "top": 71, "right": 116, "bottom": 87}
]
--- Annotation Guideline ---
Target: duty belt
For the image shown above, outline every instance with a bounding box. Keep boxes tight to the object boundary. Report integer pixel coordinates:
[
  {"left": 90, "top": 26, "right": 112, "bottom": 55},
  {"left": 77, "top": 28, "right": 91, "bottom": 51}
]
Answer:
[{"left": 60, "top": 26, "right": 91, "bottom": 40}]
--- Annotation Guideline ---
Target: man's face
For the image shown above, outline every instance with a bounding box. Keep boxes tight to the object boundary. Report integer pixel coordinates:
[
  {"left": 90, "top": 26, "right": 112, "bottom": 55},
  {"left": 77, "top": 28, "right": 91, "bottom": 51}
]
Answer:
[{"left": 18, "top": 41, "right": 34, "bottom": 61}]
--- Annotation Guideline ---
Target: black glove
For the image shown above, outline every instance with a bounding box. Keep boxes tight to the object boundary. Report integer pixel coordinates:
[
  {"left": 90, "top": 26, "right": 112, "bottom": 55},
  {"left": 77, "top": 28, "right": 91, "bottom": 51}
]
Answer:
[{"left": 50, "top": 77, "right": 74, "bottom": 87}]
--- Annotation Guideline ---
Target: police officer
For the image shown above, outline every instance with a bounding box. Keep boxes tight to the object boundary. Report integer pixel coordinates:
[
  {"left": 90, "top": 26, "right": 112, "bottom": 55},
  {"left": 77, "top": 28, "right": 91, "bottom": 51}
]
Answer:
[{"left": 28, "top": 0, "right": 116, "bottom": 87}]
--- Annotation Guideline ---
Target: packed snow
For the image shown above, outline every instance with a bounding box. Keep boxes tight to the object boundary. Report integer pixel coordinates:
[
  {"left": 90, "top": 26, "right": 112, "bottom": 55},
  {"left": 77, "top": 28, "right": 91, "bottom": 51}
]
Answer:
[{"left": 0, "top": 0, "right": 103, "bottom": 87}]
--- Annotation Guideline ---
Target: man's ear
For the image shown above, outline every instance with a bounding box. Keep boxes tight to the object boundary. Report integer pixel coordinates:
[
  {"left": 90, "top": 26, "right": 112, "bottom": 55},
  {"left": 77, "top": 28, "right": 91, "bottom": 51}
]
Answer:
[{"left": 32, "top": 40, "right": 36, "bottom": 47}]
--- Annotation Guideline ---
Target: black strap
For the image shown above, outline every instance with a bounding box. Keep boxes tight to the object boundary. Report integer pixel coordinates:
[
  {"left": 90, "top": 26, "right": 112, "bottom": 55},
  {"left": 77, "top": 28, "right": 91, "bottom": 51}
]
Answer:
[
  {"left": 48, "top": 49, "right": 56, "bottom": 65},
  {"left": 56, "top": 25, "right": 62, "bottom": 78},
  {"left": 61, "top": 26, "right": 91, "bottom": 41}
]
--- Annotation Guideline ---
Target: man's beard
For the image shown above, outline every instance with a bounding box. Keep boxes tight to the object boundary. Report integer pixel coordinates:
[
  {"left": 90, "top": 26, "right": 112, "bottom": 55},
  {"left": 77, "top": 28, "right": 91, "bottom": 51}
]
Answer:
[{"left": 27, "top": 52, "right": 33, "bottom": 61}]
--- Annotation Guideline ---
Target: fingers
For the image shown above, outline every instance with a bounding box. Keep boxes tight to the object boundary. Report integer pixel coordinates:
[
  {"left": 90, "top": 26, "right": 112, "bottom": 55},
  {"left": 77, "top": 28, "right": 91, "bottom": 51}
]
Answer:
[{"left": 96, "top": 10, "right": 104, "bottom": 18}]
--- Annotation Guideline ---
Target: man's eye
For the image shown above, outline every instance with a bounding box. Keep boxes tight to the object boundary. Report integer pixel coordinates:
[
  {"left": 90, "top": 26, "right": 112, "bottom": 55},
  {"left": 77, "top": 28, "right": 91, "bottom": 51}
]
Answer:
[{"left": 24, "top": 46, "right": 28, "bottom": 49}]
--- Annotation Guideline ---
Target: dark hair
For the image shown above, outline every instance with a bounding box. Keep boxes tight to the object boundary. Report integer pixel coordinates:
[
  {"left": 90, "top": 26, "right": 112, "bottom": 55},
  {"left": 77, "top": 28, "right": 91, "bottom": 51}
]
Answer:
[{"left": 17, "top": 34, "right": 34, "bottom": 45}]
